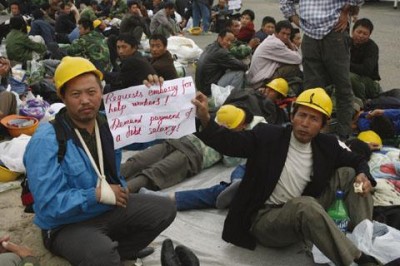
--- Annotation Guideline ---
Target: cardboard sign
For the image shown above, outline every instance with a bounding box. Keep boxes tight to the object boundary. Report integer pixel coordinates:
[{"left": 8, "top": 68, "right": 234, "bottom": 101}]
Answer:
[{"left": 103, "top": 77, "right": 196, "bottom": 149}]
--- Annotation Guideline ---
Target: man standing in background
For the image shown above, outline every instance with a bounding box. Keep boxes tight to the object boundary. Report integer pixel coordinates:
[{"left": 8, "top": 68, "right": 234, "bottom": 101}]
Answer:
[{"left": 280, "top": 0, "right": 362, "bottom": 140}]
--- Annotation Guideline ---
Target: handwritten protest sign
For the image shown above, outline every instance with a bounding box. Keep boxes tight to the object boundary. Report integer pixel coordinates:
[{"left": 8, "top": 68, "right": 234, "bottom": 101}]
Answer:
[{"left": 103, "top": 77, "right": 196, "bottom": 149}]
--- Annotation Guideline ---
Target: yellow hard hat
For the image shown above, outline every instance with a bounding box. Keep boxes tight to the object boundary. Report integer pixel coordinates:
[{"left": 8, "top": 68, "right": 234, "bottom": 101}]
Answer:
[
  {"left": 54, "top": 56, "right": 103, "bottom": 97},
  {"left": 295, "top": 88, "right": 333, "bottom": 118},
  {"left": 358, "top": 130, "right": 382, "bottom": 146},
  {"left": 266, "top": 78, "right": 289, "bottom": 97},
  {"left": 188, "top": 27, "right": 202, "bottom": 35},
  {"left": 0, "top": 165, "right": 22, "bottom": 182},
  {"left": 216, "top": 105, "right": 245, "bottom": 129},
  {"left": 93, "top": 19, "right": 102, "bottom": 28}
]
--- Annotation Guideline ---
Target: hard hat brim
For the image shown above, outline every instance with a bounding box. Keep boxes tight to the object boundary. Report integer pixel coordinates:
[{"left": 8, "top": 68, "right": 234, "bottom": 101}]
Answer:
[{"left": 296, "top": 102, "right": 331, "bottom": 118}]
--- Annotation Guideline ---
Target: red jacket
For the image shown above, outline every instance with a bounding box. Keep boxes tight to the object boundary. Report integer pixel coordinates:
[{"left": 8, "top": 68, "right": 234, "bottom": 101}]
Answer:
[{"left": 237, "top": 21, "right": 255, "bottom": 43}]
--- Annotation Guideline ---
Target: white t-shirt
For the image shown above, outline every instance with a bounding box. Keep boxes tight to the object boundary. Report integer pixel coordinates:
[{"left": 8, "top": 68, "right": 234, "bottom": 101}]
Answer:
[{"left": 266, "top": 132, "right": 313, "bottom": 205}]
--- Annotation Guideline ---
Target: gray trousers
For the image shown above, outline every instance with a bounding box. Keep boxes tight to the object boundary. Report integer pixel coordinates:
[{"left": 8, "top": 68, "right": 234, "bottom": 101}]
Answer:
[
  {"left": 45, "top": 194, "right": 176, "bottom": 266},
  {"left": 251, "top": 167, "right": 373, "bottom": 266},
  {"left": 0, "top": 253, "right": 21, "bottom": 266},
  {"left": 152, "top": 20, "right": 180, "bottom": 38},
  {"left": 121, "top": 139, "right": 202, "bottom": 190},
  {"left": 249, "top": 65, "right": 302, "bottom": 90},
  {"left": 302, "top": 31, "right": 354, "bottom": 137},
  {"left": 217, "top": 70, "right": 245, "bottom": 91}
]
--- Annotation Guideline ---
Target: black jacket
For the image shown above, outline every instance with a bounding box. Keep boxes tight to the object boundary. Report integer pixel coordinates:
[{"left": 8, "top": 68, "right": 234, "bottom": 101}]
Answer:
[
  {"left": 350, "top": 38, "right": 380, "bottom": 81},
  {"left": 55, "top": 13, "right": 76, "bottom": 34},
  {"left": 150, "top": 51, "right": 178, "bottom": 81},
  {"left": 111, "top": 52, "right": 156, "bottom": 90},
  {"left": 197, "top": 120, "right": 375, "bottom": 250},
  {"left": 195, "top": 41, "right": 247, "bottom": 96},
  {"left": 224, "top": 88, "right": 288, "bottom": 125}
]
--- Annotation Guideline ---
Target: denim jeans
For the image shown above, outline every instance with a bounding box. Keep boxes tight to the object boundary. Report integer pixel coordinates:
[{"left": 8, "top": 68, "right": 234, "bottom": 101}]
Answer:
[
  {"left": 192, "top": 0, "right": 210, "bottom": 32},
  {"left": 175, "top": 164, "right": 246, "bottom": 210},
  {"left": 68, "top": 27, "right": 80, "bottom": 43}
]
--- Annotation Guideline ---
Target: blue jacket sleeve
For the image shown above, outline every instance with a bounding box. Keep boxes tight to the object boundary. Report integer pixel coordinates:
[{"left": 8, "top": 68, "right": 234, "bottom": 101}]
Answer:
[
  {"left": 357, "top": 112, "right": 371, "bottom": 131},
  {"left": 383, "top": 109, "right": 400, "bottom": 121}
]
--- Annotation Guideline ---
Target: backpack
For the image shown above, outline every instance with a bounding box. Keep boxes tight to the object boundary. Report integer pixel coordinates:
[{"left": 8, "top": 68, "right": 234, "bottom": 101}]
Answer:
[{"left": 21, "top": 118, "right": 67, "bottom": 213}]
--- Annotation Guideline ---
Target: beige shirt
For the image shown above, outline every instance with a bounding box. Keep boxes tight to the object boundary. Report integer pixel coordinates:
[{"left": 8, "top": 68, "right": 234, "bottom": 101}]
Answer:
[{"left": 266, "top": 132, "right": 312, "bottom": 205}]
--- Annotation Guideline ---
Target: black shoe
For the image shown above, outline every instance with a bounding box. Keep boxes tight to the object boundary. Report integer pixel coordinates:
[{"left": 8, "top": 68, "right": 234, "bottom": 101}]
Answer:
[
  {"left": 123, "top": 246, "right": 155, "bottom": 260},
  {"left": 161, "top": 239, "right": 181, "bottom": 266},
  {"left": 175, "top": 245, "right": 200, "bottom": 266},
  {"left": 354, "top": 252, "right": 381, "bottom": 266},
  {"left": 136, "top": 246, "right": 155, "bottom": 259}
]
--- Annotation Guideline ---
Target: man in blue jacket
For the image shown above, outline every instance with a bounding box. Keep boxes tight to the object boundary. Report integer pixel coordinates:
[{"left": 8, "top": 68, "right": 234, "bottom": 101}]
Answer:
[
  {"left": 23, "top": 56, "right": 176, "bottom": 265},
  {"left": 192, "top": 87, "right": 379, "bottom": 265},
  {"left": 357, "top": 108, "right": 400, "bottom": 140}
]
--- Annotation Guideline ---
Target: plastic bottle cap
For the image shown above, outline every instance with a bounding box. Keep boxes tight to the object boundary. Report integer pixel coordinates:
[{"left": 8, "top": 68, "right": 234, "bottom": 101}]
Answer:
[{"left": 336, "top": 190, "right": 345, "bottom": 199}]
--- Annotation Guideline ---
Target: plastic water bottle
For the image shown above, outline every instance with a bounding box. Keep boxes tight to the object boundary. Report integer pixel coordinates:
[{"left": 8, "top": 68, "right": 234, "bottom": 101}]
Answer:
[{"left": 327, "top": 190, "right": 350, "bottom": 233}]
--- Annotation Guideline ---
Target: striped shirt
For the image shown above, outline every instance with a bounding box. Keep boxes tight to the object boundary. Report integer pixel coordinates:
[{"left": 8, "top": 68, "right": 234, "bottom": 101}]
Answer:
[{"left": 280, "top": 0, "right": 363, "bottom": 39}]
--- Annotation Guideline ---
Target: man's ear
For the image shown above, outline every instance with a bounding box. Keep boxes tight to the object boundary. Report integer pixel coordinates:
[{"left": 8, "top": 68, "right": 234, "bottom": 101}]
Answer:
[{"left": 59, "top": 92, "right": 66, "bottom": 103}]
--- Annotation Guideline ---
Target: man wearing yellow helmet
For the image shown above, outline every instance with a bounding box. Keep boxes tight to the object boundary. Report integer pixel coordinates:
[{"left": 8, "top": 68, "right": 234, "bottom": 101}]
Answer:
[
  {"left": 192, "top": 88, "right": 379, "bottom": 266},
  {"left": 23, "top": 57, "right": 176, "bottom": 265},
  {"left": 224, "top": 77, "right": 290, "bottom": 125}
]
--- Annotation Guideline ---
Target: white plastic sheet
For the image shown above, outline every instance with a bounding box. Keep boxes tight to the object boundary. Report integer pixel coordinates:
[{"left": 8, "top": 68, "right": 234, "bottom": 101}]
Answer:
[
  {"left": 167, "top": 36, "right": 203, "bottom": 63},
  {"left": 312, "top": 219, "right": 400, "bottom": 265},
  {"left": 348, "top": 220, "right": 400, "bottom": 264},
  {"left": 211, "top": 83, "right": 234, "bottom": 108},
  {"left": 0, "top": 134, "right": 31, "bottom": 173}
]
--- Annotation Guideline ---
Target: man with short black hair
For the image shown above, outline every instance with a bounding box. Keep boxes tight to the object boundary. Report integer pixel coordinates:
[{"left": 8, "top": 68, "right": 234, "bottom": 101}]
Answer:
[
  {"left": 5, "top": 16, "right": 47, "bottom": 62},
  {"left": 120, "top": 0, "right": 150, "bottom": 42},
  {"left": 195, "top": 29, "right": 248, "bottom": 96},
  {"left": 149, "top": 2, "right": 180, "bottom": 38},
  {"left": 192, "top": 87, "right": 379, "bottom": 266},
  {"left": 350, "top": 18, "right": 381, "bottom": 102},
  {"left": 0, "top": 1, "right": 22, "bottom": 42},
  {"left": 254, "top": 16, "right": 276, "bottom": 42},
  {"left": 66, "top": 18, "right": 112, "bottom": 72},
  {"left": 40, "top": 3, "right": 56, "bottom": 25},
  {"left": 54, "top": 2, "right": 77, "bottom": 43},
  {"left": 24, "top": 57, "right": 176, "bottom": 266},
  {"left": 108, "top": 33, "right": 156, "bottom": 90},
  {"left": 280, "top": 0, "right": 362, "bottom": 140},
  {"left": 79, "top": 0, "right": 99, "bottom": 21},
  {"left": 149, "top": 34, "right": 178, "bottom": 80},
  {"left": 246, "top": 20, "right": 302, "bottom": 89},
  {"left": 29, "top": 9, "right": 56, "bottom": 45}
]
